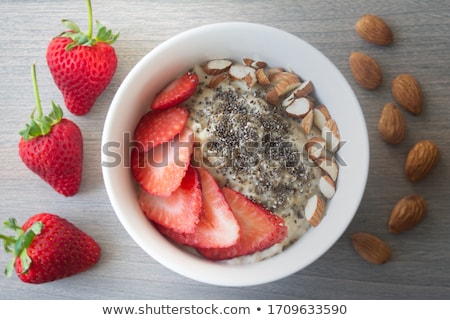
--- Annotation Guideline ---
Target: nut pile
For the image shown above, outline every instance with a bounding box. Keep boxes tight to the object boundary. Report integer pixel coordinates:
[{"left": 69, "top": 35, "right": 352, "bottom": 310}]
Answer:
[{"left": 349, "top": 14, "right": 439, "bottom": 264}]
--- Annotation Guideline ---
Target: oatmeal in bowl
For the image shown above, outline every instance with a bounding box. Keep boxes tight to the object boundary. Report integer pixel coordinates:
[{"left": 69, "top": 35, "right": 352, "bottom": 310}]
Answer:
[{"left": 102, "top": 22, "right": 369, "bottom": 286}]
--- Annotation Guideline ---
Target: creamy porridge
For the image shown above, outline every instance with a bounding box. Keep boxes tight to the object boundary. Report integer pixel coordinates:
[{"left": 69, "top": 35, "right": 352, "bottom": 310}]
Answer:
[{"left": 181, "top": 60, "right": 337, "bottom": 262}]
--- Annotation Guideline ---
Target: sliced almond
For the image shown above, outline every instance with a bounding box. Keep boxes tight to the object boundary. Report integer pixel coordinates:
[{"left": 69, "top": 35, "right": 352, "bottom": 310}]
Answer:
[
  {"left": 304, "top": 136, "right": 326, "bottom": 161},
  {"left": 243, "top": 72, "right": 257, "bottom": 87},
  {"left": 322, "top": 119, "right": 341, "bottom": 152},
  {"left": 265, "top": 88, "right": 280, "bottom": 105},
  {"left": 313, "top": 104, "right": 331, "bottom": 130},
  {"left": 316, "top": 156, "right": 339, "bottom": 181},
  {"left": 285, "top": 97, "right": 313, "bottom": 118},
  {"left": 301, "top": 109, "right": 314, "bottom": 135},
  {"left": 243, "top": 58, "right": 267, "bottom": 69},
  {"left": 255, "top": 68, "right": 270, "bottom": 86},
  {"left": 208, "top": 72, "right": 229, "bottom": 88},
  {"left": 229, "top": 64, "right": 257, "bottom": 87},
  {"left": 229, "top": 64, "right": 254, "bottom": 79},
  {"left": 267, "top": 67, "right": 285, "bottom": 80},
  {"left": 294, "top": 80, "right": 314, "bottom": 97},
  {"left": 267, "top": 72, "right": 302, "bottom": 105},
  {"left": 270, "top": 72, "right": 301, "bottom": 89},
  {"left": 203, "top": 59, "right": 232, "bottom": 75},
  {"left": 269, "top": 72, "right": 300, "bottom": 92},
  {"left": 319, "top": 175, "right": 336, "bottom": 199},
  {"left": 269, "top": 71, "right": 287, "bottom": 84},
  {"left": 305, "top": 194, "right": 326, "bottom": 227},
  {"left": 242, "top": 58, "right": 253, "bottom": 66},
  {"left": 281, "top": 91, "right": 296, "bottom": 107}
]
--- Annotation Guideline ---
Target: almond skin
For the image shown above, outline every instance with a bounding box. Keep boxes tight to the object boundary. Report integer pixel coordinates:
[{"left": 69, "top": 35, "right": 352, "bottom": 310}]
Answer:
[
  {"left": 378, "top": 102, "right": 406, "bottom": 144},
  {"left": 349, "top": 52, "right": 383, "bottom": 90},
  {"left": 203, "top": 59, "right": 232, "bottom": 75},
  {"left": 208, "top": 72, "right": 229, "bottom": 88},
  {"left": 304, "top": 136, "right": 326, "bottom": 161},
  {"left": 355, "top": 14, "right": 393, "bottom": 46},
  {"left": 305, "top": 194, "right": 326, "bottom": 227},
  {"left": 392, "top": 74, "right": 423, "bottom": 115},
  {"left": 388, "top": 195, "right": 427, "bottom": 234},
  {"left": 351, "top": 232, "right": 392, "bottom": 264},
  {"left": 405, "top": 140, "right": 439, "bottom": 182}
]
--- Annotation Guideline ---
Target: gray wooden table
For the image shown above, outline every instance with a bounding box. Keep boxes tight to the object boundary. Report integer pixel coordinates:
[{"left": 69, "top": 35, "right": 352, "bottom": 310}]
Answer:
[{"left": 1, "top": 0, "right": 449, "bottom": 299}]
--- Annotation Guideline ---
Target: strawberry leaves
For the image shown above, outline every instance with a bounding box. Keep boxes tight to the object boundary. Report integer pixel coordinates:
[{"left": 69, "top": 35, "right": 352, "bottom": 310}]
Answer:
[
  {"left": 19, "top": 101, "right": 63, "bottom": 141},
  {"left": 1, "top": 218, "right": 43, "bottom": 277},
  {"left": 95, "top": 21, "right": 120, "bottom": 44},
  {"left": 59, "top": 0, "right": 119, "bottom": 50},
  {"left": 61, "top": 20, "right": 119, "bottom": 49}
]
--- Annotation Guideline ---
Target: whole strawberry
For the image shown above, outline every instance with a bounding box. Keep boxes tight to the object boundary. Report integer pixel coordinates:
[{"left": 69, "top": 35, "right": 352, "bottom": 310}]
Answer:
[
  {"left": 19, "top": 65, "right": 83, "bottom": 196},
  {"left": 0, "top": 213, "right": 101, "bottom": 284},
  {"left": 46, "top": 0, "right": 119, "bottom": 115}
]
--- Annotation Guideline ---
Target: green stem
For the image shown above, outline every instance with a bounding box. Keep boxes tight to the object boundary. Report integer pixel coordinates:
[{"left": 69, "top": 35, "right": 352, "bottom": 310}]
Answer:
[
  {"left": 31, "top": 64, "right": 43, "bottom": 118},
  {"left": 0, "top": 233, "right": 16, "bottom": 245},
  {"left": 86, "top": 0, "right": 93, "bottom": 39}
]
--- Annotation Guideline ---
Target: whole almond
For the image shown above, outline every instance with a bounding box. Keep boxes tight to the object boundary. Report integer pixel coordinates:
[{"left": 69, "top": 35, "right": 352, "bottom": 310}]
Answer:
[
  {"left": 355, "top": 14, "right": 393, "bottom": 45},
  {"left": 351, "top": 232, "right": 391, "bottom": 264},
  {"left": 392, "top": 74, "right": 423, "bottom": 115},
  {"left": 405, "top": 140, "right": 439, "bottom": 182},
  {"left": 349, "top": 52, "right": 383, "bottom": 90},
  {"left": 388, "top": 195, "right": 427, "bottom": 234},
  {"left": 378, "top": 102, "right": 406, "bottom": 144}
]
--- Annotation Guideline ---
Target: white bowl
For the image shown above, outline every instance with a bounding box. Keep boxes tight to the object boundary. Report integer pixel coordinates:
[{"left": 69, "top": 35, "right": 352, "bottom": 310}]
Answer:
[{"left": 101, "top": 22, "right": 369, "bottom": 286}]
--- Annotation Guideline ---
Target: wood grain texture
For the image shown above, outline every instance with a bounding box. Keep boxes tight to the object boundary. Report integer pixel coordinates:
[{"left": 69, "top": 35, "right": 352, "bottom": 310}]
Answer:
[{"left": 0, "top": 0, "right": 449, "bottom": 299}]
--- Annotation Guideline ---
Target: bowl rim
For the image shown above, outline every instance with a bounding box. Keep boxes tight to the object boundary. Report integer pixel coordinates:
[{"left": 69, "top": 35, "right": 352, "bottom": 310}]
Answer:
[{"left": 101, "top": 22, "right": 369, "bottom": 287}]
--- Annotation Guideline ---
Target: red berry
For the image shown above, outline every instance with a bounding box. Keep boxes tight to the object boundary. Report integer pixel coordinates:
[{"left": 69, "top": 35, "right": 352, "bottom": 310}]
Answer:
[
  {"left": 150, "top": 72, "right": 199, "bottom": 110},
  {"left": 19, "top": 65, "right": 83, "bottom": 196},
  {"left": 1, "top": 213, "right": 101, "bottom": 284},
  {"left": 19, "top": 118, "right": 83, "bottom": 196},
  {"left": 46, "top": 3, "right": 119, "bottom": 115}
]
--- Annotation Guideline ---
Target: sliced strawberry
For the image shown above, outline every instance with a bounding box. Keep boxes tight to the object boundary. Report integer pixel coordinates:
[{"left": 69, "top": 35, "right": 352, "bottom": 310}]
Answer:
[
  {"left": 197, "top": 187, "right": 288, "bottom": 260},
  {"left": 131, "top": 127, "right": 194, "bottom": 196},
  {"left": 157, "top": 168, "right": 240, "bottom": 249},
  {"left": 133, "top": 106, "right": 188, "bottom": 152},
  {"left": 138, "top": 166, "right": 201, "bottom": 234},
  {"left": 150, "top": 72, "right": 199, "bottom": 110}
]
